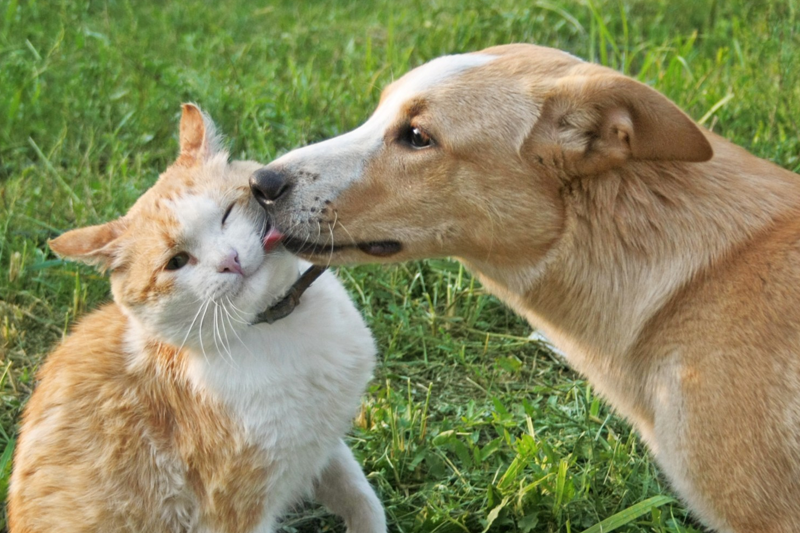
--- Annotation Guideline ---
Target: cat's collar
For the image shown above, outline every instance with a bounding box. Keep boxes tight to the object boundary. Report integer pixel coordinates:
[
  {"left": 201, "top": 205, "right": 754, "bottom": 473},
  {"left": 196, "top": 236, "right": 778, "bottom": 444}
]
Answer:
[{"left": 253, "top": 265, "right": 328, "bottom": 324}]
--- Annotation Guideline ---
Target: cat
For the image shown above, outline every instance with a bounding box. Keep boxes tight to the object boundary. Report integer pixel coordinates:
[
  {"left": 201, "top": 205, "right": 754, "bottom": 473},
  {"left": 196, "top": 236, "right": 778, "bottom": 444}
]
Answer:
[{"left": 8, "top": 104, "right": 386, "bottom": 533}]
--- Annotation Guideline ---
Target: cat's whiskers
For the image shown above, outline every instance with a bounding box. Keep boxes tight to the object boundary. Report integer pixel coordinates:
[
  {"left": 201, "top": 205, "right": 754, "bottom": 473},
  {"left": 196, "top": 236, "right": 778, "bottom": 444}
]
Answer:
[
  {"left": 218, "top": 303, "right": 238, "bottom": 365},
  {"left": 211, "top": 302, "right": 222, "bottom": 354},
  {"left": 212, "top": 303, "right": 233, "bottom": 367},
  {"left": 197, "top": 299, "right": 213, "bottom": 365},
  {"left": 220, "top": 301, "right": 256, "bottom": 357},
  {"left": 177, "top": 297, "right": 210, "bottom": 354},
  {"left": 223, "top": 296, "right": 251, "bottom": 325},
  {"left": 212, "top": 302, "right": 237, "bottom": 369},
  {"left": 218, "top": 302, "right": 240, "bottom": 369}
]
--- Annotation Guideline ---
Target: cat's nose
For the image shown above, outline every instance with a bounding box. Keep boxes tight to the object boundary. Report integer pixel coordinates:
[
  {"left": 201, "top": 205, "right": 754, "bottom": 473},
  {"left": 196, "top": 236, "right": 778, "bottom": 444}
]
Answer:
[
  {"left": 250, "top": 167, "right": 292, "bottom": 209},
  {"left": 218, "top": 250, "right": 244, "bottom": 276}
]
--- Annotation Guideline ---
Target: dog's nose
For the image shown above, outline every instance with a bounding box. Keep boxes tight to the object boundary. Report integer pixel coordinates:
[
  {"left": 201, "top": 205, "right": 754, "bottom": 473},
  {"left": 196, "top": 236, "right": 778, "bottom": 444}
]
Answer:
[{"left": 250, "top": 167, "right": 291, "bottom": 209}]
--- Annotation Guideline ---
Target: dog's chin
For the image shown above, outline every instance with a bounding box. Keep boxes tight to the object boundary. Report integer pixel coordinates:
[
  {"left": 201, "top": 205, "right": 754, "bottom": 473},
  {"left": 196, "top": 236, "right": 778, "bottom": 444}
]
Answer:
[
  {"left": 281, "top": 234, "right": 403, "bottom": 263},
  {"left": 355, "top": 241, "right": 403, "bottom": 257}
]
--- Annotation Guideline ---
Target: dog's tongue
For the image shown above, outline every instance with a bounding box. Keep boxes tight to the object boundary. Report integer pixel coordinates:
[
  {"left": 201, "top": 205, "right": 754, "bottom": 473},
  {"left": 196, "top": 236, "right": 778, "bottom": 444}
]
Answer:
[{"left": 262, "top": 227, "right": 284, "bottom": 252}]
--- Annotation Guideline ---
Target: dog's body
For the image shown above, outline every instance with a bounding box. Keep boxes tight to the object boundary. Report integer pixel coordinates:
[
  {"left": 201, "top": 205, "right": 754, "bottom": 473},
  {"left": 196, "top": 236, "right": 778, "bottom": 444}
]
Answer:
[{"left": 251, "top": 45, "right": 800, "bottom": 532}]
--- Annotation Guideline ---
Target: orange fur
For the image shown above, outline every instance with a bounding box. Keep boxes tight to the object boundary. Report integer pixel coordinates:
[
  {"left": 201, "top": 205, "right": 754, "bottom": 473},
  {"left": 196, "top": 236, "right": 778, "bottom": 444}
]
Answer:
[
  {"left": 10, "top": 305, "right": 270, "bottom": 533},
  {"left": 9, "top": 105, "right": 273, "bottom": 533}
]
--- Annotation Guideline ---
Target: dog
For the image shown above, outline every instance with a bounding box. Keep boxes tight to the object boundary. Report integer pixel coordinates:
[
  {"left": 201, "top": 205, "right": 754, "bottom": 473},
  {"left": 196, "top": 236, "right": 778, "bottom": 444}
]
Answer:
[{"left": 250, "top": 44, "right": 800, "bottom": 532}]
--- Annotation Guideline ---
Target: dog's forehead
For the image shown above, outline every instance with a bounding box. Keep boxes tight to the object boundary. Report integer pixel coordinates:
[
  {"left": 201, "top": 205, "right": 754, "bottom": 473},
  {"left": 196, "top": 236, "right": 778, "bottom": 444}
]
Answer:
[
  {"left": 396, "top": 53, "right": 497, "bottom": 94},
  {"left": 267, "top": 53, "right": 498, "bottom": 174},
  {"left": 377, "top": 53, "right": 496, "bottom": 115}
]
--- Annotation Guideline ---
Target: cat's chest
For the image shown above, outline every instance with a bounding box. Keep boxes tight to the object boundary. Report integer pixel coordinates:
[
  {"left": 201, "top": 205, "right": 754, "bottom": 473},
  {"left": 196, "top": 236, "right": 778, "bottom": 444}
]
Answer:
[{"left": 186, "top": 322, "right": 374, "bottom": 455}]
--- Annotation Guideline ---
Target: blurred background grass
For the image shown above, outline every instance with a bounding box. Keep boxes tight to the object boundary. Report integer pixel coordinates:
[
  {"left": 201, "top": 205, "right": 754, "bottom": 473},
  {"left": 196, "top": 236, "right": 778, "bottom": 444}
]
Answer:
[{"left": 1, "top": 0, "right": 798, "bottom": 531}]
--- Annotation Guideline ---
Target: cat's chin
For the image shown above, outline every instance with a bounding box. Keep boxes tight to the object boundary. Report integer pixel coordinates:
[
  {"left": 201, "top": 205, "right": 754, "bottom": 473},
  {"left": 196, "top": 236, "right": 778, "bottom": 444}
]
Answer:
[{"left": 228, "top": 251, "right": 301, "bottom": 318}]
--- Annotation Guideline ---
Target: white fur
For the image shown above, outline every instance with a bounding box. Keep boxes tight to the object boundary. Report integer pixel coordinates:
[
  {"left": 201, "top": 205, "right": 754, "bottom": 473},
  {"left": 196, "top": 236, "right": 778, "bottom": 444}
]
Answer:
[
  {"left": 124, "top": 189, "right": 384, "bottom": 532},
  {"left": 181, "top": 268, "right": 379, "bottom": 531},
  {"left": 128, "top": 190, "right": 298, "bottom": 349}
]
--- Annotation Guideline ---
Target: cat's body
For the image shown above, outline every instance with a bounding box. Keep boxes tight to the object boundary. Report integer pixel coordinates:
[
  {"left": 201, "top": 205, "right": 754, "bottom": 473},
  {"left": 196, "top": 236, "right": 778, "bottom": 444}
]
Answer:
[{"left": 8, "top": 105, "right": 385, "bottom": 533}]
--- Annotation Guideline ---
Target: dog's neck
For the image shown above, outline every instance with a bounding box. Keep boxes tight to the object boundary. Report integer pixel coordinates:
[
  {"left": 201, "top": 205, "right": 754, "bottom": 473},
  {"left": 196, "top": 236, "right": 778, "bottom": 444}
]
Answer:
[{"left": 463, "top": 134, "right": 800, "bottom": 433}]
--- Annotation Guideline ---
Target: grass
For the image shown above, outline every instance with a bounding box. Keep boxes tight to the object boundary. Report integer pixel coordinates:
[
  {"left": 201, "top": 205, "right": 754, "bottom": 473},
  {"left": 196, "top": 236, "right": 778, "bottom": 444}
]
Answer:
[{"left": 1, "top": 0, "right": 798, "bottom": 531}]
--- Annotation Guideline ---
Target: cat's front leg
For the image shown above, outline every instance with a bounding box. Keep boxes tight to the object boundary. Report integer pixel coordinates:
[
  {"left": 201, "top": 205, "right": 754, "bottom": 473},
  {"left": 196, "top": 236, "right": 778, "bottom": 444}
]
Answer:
[{"left": 313, "top": 439, "right": 386, "bottom": 533}]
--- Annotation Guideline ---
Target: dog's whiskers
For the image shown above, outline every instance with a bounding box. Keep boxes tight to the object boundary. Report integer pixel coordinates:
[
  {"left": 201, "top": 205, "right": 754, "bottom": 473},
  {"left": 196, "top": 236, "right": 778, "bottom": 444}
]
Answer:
[
  {"left": 326, "top": 222, "right": 335, "bottom": 268},
  {"left": 295, "top": 225, "right": 314, "bottom": 255},
  {"left": 333, "top": 212, "right": 358, "bottom": 247}
]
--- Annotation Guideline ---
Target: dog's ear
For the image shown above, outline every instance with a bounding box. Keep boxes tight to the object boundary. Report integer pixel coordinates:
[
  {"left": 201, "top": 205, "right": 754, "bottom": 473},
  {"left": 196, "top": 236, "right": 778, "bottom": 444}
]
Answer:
[
  {"left": 49, "top": 219, "right": 128, "bottom": 271},
  {"left": 176, "top": 103, "right": 225, "bottom": 166},
  {"left": 533, "top": 73, "right": 713, "bottom": 174}
]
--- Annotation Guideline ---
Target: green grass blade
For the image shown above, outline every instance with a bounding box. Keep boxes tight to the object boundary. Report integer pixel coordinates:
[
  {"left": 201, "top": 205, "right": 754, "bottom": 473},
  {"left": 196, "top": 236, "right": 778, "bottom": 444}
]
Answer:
[
  {"left": 580, "top": 495, "right": 676, "bottom": 533},
  {"left": 0, "top": 437, "right": 15, "bottom": 475}
]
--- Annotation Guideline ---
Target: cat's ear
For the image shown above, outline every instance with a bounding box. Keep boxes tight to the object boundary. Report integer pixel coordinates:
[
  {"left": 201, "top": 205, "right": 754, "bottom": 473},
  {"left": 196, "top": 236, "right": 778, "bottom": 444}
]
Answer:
[
  {"left": 177, "top": 103, "right": 225, "bottom": 166},
  {"left": 49, "top": 219, "right": 128, "bottom": 271}
]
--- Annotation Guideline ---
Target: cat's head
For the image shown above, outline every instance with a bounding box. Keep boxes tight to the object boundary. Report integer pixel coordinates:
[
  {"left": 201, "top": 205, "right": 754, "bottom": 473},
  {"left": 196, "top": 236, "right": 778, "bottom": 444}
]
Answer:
[{"left": 50, "top": 104, "right": 298, "bottom": 349}]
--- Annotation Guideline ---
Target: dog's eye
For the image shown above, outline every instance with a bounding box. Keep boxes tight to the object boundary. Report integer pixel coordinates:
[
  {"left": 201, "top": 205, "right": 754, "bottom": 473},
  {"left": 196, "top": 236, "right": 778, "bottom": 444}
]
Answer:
[
  {"left": 221, "top": 202, "right": 235, "bottom": 226},
  {"left": 165, "top": 252, "right": 191, "bottom": 271},
  {"left": 402, "top": 126, "right": 433, "bottom": 149}
]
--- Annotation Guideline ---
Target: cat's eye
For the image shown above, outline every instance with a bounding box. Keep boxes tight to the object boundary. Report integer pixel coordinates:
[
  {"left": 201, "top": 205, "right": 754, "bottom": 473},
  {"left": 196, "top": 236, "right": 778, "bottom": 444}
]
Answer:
[
  {"left": 165, "top": 252, "right": 191, "bottom": 271},
  {"left": 222, "top": 202, "right": 235, "bottom": 226}
]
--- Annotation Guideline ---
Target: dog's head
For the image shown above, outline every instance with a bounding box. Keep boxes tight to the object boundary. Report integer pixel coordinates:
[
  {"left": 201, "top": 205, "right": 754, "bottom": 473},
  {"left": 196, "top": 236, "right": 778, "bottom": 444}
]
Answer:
[{"left": 251, "top": 44, "right": 712, "bottom": 268}]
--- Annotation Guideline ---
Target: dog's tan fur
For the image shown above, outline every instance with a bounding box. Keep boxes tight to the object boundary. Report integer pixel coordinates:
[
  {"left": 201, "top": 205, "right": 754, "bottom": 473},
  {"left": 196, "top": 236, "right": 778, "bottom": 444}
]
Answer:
[{"left": 254, "top": 44, "right": 800, "bottom": 532}]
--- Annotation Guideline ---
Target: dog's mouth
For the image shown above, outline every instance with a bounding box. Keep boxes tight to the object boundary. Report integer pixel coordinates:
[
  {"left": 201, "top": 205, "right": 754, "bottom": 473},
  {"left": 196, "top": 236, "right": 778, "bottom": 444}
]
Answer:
[
  {"left": 281, "top": 233, "right": 403, "bottom": 258},
  {"left": 259, "top": 216, "right": 402, "bottom": 258}
]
